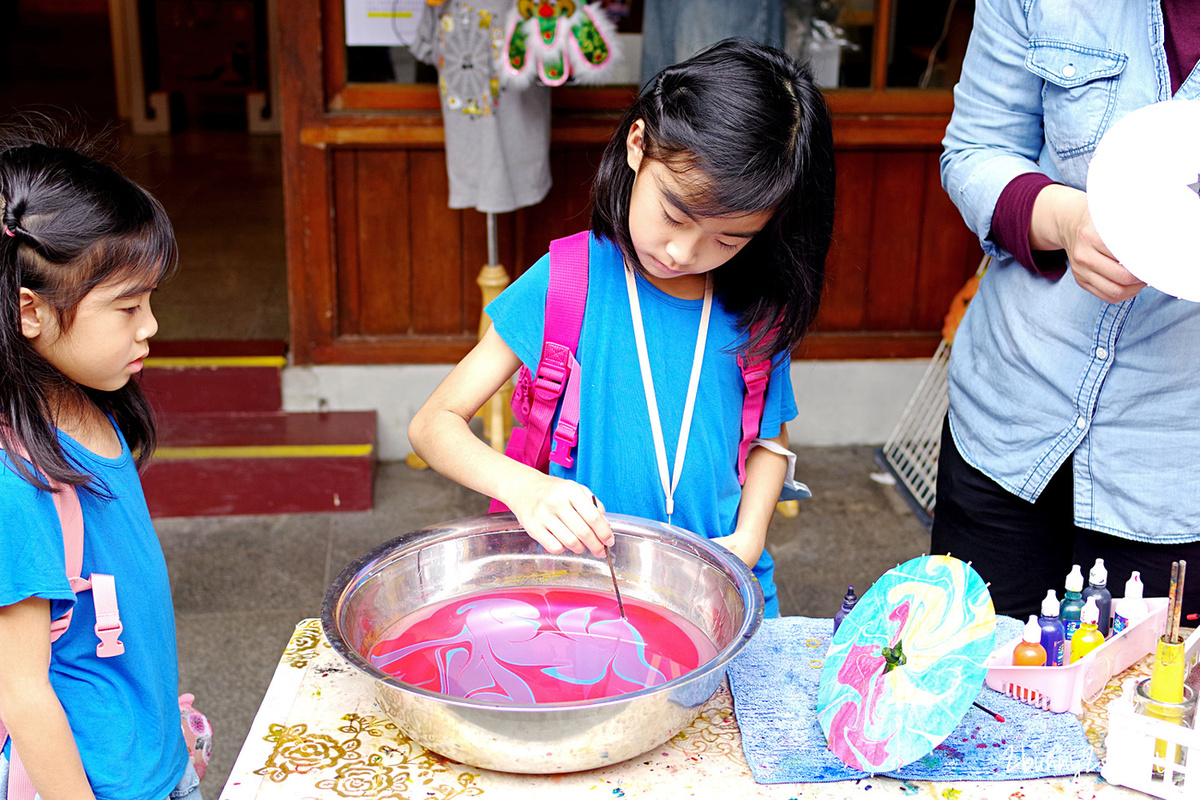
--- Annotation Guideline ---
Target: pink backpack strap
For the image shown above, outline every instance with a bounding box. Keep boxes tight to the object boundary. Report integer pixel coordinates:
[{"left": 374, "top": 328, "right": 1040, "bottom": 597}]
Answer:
[
  {"left": 4, "top": 745, "right": 35, "bottom": 800},
  {"left": 736, "top": 353, "right": 770, "bottom": 485},
  {"left": 47, "top": 483, "right": 84, "bottom": 640},
  {"left": 490, "top": 231, "right": 590, "bottom": 513},
  {"left": 544, "top": 232, "right": 589, "bottom": 469}
]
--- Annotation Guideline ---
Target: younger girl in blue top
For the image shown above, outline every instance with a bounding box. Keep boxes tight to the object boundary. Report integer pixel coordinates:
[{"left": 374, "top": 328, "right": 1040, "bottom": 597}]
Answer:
[
  {"left": 0, "top": 122, "right": 198, "bottom": 800},
  {"left": 410, "top": 39, "right": 835, "bottom": 617}
]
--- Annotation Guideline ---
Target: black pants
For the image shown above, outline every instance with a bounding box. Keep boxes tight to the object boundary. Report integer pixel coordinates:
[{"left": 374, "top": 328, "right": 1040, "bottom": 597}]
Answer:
[{"left": 931, "top": 417, "right": 1200, "bottom": 621}]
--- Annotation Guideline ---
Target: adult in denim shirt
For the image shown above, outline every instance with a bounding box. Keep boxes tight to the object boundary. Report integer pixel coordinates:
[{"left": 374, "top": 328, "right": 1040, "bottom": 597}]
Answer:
[{"left": 934, "top": 0, "right": 1200, "bottom": 619}]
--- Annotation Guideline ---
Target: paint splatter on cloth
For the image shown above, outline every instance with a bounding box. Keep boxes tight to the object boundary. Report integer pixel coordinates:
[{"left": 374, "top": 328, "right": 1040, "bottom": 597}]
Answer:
[{"left": 727, "top": 616, "right": 1100, "bottom": 783}]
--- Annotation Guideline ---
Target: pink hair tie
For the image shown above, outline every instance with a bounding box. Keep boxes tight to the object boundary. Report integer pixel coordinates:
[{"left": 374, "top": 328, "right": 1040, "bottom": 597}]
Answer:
[{"left": 3, "top": 227, "right": 13, "bottom": 237}]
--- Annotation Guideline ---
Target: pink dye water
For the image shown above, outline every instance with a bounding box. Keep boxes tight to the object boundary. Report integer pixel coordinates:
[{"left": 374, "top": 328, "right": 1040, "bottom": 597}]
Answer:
[{"left": 368, "top": 586, "right": 718, "bottom": 704}]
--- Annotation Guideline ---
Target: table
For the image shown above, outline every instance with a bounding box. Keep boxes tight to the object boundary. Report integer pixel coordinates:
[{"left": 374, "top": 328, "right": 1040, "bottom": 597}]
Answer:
[{"left": 218, "top": 619, "right": 1152, "bottom": 800}]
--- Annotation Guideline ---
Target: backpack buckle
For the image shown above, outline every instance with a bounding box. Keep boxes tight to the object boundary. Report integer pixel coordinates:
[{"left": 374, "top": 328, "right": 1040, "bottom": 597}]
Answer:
[
  {"left": 533, "top": 344, "right": 571, "bottom": 401},
  {"left": 739, "top": 356, "right": 769, "bottom": 390},
  {"left": 95, "top": 619, "right": 125, "bottom": 658},
  {"left": 549, "top": 421, "right": 578, "bottom": 468},
  {"left": 533, "top": 367, "right": 565, "bottom": 400},
  {"left": 89, "top": 573, "right": 125, "bottom": 658}
]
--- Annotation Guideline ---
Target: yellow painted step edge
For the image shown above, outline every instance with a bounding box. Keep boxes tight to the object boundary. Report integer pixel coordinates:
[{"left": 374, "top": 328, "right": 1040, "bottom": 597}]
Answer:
[
  {"left": 143, "top": 356, "right": 287, "bottom": 368},
  {"left": 156, "top": 443, "right": 373, "bottom": 460}
]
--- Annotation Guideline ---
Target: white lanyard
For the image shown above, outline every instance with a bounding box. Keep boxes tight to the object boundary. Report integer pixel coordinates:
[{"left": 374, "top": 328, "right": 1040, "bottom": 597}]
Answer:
[{"left": 624, "top": 269, "right": 712, "bottom": 521}]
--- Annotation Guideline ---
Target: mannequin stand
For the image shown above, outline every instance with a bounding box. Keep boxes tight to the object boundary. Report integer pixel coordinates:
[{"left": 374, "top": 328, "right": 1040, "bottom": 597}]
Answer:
[{"left": 475, "top": 212, "right": 513, "bottom": 451}]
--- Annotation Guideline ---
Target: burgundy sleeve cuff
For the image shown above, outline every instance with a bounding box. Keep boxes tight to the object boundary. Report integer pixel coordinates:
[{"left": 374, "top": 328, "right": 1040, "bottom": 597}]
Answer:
[{"left": 991, "top": 173, "right": 1067, "bottom": 278}]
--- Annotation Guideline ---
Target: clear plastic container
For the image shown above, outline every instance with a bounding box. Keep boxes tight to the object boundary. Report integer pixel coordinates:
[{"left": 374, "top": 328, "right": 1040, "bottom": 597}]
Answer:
[
  {"left": 1133, "top": 677, "right": 1196, "bottom": 728},
  {"left": 984, "top": 597, "right": 1168, "bottom": 715},
  {"left": 1101, "top": 627, "right": 1200, "bottom": 800}
]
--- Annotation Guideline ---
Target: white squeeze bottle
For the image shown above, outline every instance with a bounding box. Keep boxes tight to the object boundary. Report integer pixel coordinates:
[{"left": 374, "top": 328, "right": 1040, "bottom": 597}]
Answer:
[{"left": 1112, "top": 571, "right": 1149, "bottom": 635}]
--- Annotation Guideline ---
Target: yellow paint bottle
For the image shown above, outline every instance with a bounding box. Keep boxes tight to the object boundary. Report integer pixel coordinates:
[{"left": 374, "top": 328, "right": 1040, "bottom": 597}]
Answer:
[{"left": 1069, "top": 597, "right": 1105, "bottom": 663}]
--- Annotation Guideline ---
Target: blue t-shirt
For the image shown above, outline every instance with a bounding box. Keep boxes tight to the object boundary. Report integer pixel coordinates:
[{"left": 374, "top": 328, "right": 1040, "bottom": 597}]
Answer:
[
  {"left": 486, "top": 234, "right": 797, "bottom": 617},
  {"left": 0, "top": 426, "right": 188, "bottom": 800}
]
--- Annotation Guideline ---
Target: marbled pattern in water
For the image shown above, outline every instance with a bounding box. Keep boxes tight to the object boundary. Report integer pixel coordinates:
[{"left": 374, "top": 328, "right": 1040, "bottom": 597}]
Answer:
[{"left": 369, "top": 587, "right": 717, "bottom": 703}]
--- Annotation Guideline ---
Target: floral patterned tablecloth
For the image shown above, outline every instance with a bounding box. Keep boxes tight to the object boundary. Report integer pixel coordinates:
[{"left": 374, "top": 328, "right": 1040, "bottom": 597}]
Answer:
[{"left": 217, "top": 620, "right": 1153, "bottom": 800}]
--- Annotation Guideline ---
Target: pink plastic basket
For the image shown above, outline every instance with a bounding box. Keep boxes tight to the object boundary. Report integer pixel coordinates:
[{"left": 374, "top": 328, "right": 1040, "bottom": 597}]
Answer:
[{"left": 984, "top": 597, "right": 1168, "bottom": 715}]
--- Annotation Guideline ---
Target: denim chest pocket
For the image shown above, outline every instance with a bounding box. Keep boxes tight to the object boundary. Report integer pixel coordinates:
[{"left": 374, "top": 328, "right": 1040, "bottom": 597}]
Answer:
[{"left": 1027, "top": 39, "right": 1127, "bottom": 159}]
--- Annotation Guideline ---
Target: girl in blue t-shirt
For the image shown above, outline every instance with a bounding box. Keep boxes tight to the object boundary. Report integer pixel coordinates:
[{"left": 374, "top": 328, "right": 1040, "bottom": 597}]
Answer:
[
  {"left": 410, "top": 39, "right": 835, "bottom": 614},
  {"left": 0, "top": 122, "right": 199, "bottom": 800}
]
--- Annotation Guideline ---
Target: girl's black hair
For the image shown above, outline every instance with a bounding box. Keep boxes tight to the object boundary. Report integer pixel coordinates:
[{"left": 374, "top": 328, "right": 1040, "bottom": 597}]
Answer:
[
  {"left": 0, "top": 114, "right": 177, "bottom": 492},
  {"left": 592, "top": 37, "right": 835, "bottom": 360}
]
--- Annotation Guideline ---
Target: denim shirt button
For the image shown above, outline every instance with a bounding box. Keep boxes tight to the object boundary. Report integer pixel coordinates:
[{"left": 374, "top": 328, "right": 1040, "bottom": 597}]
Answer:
[
  {"left": 1075, "top": 416, "right": 1087, "bottom": 430},
  {"left": 1062, "top": 64, "right": 1077, "bottom": 78},
  {"left": 1096, "top": 346, "right": 1108, "bottom": 360}
]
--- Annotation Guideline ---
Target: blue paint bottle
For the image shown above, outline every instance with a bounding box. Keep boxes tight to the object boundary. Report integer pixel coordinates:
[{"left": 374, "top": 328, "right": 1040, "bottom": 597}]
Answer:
[
  {"left": 1037, "top": 590, "right": 1066, "bottom": 666},
  {"left": 833, "top": 585, "right": 857, "bottom": 634},
  {"left": 1081, "top": 558, "right": 1113, "bottom": 638}
]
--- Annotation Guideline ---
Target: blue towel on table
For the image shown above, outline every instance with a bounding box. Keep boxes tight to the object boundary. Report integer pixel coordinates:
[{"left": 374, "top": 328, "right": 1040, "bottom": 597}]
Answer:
[{"left": 726, "top": 616, "right": 1101, "bottom": 784}]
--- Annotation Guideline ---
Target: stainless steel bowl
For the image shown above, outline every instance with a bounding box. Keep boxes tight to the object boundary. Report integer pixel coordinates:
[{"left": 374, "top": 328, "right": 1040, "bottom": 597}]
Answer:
[{"left": 321, "top": 512, "right": 763, "bottom": 773}]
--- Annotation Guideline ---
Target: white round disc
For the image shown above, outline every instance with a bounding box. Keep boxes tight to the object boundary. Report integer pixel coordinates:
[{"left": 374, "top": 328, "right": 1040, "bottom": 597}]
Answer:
[{"left": 1086, "top": 100, "right": 1200, "bottom": 301}]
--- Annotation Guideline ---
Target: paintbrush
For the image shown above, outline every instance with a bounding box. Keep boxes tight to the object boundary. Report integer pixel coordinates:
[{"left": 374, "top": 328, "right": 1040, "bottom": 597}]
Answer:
[
  {"left": 593, "top": 495, "right": 626, "bottom": 619},
  {"left": 605, "top": 548, "right": 627, "bottom": 620},
  {"left": 972, "top": 700, "right": 1005, "bottom": 723},
  {"left": 1146, "top": 560, "right": 1187, "bottom": 766},
  {"left": 1171, "top": 561, "right": 1186, "bottom": 643}
]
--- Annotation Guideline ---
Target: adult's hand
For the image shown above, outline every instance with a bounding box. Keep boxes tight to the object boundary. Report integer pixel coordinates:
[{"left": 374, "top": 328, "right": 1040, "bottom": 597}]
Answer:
[
  {"left": 1032, "top": 184, "right": 1145, "bottom": 303},
  {"left": 1065, "top": 210, "right": 1145, "bottom": 303}
]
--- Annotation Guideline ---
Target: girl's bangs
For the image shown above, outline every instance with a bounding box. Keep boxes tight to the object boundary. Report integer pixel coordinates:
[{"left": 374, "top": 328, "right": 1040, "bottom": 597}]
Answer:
[
  {"left": 91, "top": 216, "right": 178, "bottom": 296},
  {"left": 661, "top": 154, "right": 790, "bottom": 220}
]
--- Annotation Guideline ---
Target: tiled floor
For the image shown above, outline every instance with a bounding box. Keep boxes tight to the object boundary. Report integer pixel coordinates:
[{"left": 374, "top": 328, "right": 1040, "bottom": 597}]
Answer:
[{"left": 122, "top": 130, "right": 290, "bottom": 342}]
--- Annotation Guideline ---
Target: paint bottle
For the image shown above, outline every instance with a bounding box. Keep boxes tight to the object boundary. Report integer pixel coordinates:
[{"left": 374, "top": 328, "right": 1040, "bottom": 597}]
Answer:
[
  {"left": 1061, "top": 564, "right": 1085, "bottom": 641},
  {"left": 832, "top": 585, "right": 857, "bottom": 634},
  {"left": 1037, "top": 590, "right": 1067, "bottom": 666},
  {"left": 1112, "top": 571, "right": 1149, "bottom": 635},
  {"left": 1013, "top": 615, "right": 1048, "bottom": 666},
  {"left": 1069, "top": 597, "right": 1106, "bottom": 663},
  {"left": 1081, "top": 558, "right": 1113, "bottom": 638}
]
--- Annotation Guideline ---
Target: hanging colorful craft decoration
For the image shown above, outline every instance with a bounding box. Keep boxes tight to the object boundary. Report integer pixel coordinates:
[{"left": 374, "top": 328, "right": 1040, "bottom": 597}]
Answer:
[{"left": 502, "top": 1, "right": 619, "bottom": 87}]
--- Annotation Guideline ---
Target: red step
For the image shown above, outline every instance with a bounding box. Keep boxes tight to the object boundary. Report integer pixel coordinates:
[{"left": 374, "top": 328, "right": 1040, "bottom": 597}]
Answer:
[
  {"left": 141, "top": 340, "right": 286, "bottom": 415},
  {"left": 140, "top": 410, "right": 376, "bottom": 517},
  {"left": 138, "top": 342, "right": 377, "bottom": 517}
]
